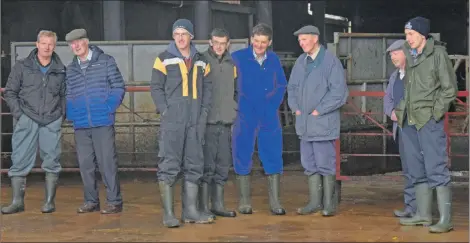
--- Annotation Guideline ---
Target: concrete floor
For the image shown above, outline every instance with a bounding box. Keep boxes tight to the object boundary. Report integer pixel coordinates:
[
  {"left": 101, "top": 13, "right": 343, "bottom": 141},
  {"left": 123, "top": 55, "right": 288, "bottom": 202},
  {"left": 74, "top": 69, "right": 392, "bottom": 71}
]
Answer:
[{"left": 0, "top": 171, "right": 468, "bottom": 242}]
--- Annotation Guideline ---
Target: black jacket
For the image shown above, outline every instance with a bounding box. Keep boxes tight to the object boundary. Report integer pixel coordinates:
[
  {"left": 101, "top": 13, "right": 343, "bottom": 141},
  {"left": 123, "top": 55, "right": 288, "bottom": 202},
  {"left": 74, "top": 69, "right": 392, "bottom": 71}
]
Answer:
[{"left": 4, "top": 49, "right": 66, "bottom": 125}]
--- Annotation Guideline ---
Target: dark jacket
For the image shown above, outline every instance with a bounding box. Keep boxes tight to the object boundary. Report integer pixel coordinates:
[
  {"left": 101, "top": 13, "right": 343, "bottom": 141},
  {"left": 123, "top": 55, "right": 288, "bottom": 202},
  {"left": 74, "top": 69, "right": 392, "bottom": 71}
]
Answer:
[
  {"left": 202, "top": 48, "right": 237, "bottom": 124},
  {"left": 65, "top": 45, "right": 125, "bottom": 129},
  {"left": 4, "top": 48, "right": 66, "bottom": 125},
  {"left": 395, "top": 38, "right": 457, "bottom": 130},
  {"left": 150, "top": 41, "right": 212, "bottom": 141},
  {"left": 287, "top": 45, "right": 348, "bottom": 141}
]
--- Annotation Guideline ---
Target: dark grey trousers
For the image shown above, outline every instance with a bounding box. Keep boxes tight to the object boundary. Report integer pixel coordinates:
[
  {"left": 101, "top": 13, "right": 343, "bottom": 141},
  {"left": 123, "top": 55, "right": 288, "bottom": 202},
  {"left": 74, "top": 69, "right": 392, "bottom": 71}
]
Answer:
[
  {"left": 202, "top": 124, "right": 232, "bottom": 185},
  {"left": 157, "top": 123, "right": 204, "bottom": 186},
  {"left": 74, "top": 126, "right": 122, "bottom": 206},
  {"left": 300, "top": 139, "right": 336, "bottom": 176},
  {"left": 397, "top": 128, "right": 416, "bottom": 214},
  {"left": 401, "top": 118, "right": 451, "bottom": 189}
]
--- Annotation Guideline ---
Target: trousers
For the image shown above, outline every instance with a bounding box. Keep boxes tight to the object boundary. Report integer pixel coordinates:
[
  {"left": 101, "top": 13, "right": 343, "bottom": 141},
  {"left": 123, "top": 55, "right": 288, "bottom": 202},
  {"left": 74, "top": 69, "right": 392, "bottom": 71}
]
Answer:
[
  {"left": 8, "top": 114, "right": 62, "bottom": 177},
  {"left": 397, "top": 128, "right": 416, "bottom": 213},
  {"left": 300, "top": 139, "right": 336, "bottom": 176},
  {"left": 74, "top": 126, "right": 122, "bottom": 206},
  {"left": 232, "top": 110, "right": 283, "bottom": 175},
  {"left": 400, "top": 118, "right": 451, "bottom": 189},
  {"left": 202, "top": 124, "right": 232, "bottom": 185}
]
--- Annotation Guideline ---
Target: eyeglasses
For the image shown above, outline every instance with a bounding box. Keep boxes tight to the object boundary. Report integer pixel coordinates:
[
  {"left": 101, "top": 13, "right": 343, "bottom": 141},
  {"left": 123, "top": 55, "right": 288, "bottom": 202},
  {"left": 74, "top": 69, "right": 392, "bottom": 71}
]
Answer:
[{"left": 173, "top": 32, "right": 190, "bottom": 38}]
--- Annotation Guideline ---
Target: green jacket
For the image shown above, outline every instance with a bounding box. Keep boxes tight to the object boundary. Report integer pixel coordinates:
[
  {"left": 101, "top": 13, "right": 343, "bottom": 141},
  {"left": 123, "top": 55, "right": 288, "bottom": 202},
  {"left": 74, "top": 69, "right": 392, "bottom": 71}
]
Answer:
[{"left": 395, "top": 38, "right": 457, "bottom": 130}]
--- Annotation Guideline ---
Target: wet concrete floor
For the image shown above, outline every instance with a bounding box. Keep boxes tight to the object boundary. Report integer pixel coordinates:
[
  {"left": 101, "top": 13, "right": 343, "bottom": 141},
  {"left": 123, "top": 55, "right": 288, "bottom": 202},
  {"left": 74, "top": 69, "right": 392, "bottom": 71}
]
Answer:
[{"left": 0, "top": 171, "right": 468, "bottom": 242}]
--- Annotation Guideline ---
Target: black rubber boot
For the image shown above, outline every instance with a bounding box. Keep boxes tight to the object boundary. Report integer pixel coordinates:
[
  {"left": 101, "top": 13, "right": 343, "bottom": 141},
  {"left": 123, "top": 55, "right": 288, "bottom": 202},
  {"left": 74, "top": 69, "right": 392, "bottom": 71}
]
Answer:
[
  {"left": 198, "top": 182, "right": 216, "bottom": 220},
  {"left": 1, "top": 177, "right": 26, "bottom": 214},
  {"left": 182, "top": 181, "right": 214, "bottom": 224},
  {"left": 429, "top": 186, "right": 453, "bottom": 233},
  {"left": 322, "top": 175, "right": 336, "bottom": 216},
  {"left": 267, "top": 174, "right": 286, "bottom": 215},
  {"left": 236, "top": 175, "right": 253, "bottom": 214},
  {"left": 158, "top": 181, "right": 180, "bottom": 228},
  {"left": 41, "top": 172, "right": 58, "bottom": 213},
  {"left": 210, "top": 183, "right": 236, "bottom": 217},
  {"left": 400, "top": 183, "right": 432, "bottom": 226},
  {"left": 297, "top": 174, "right": 322, "bottom": 215}
]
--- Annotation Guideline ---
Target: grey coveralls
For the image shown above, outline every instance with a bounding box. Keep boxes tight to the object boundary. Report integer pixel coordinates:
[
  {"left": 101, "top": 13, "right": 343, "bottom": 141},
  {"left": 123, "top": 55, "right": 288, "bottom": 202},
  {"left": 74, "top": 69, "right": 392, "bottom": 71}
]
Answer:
[
  {"left": 201, "top": 48, "right": 237, "bottom": 185},
  {"left": 151, "top": 42, "right": 212, "bottom": 185}
]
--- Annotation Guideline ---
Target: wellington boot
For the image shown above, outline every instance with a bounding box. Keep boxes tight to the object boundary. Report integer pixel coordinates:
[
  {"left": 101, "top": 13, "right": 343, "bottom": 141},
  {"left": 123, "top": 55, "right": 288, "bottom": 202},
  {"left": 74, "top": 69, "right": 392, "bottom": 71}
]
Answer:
[
  {"left": 400, "top": 183, "right": 432, "bottom": 226},
  {"left": 322, "top": 175, "right": 336, "bottom": 216},
  {"left": 182, "top": 181, "right": 214, "bottom": 224},
  {"left": 236, "top": 175, "right": 253, "bottom": 214},
  {"left": 158, "top": 181, "right": 180, "bottom": 228},
  {"left": 1, "top": 177, "right": 26, "bottom": 214},
  {"left": 297, "top": 174, "right": 322, "bottom": 215},
  {"left": 210, "top": 183, "right": 236, "bottom": 217},
  {"left": 267, "top": 174, "right": 286, "bottom": 215},
  {"left": 198, "top": 182, "right": 216, "bottom": 220},
  {"left": 429, "top": 186, "right": 453, "bottom": 233},
  {"left": 41, "top": 173, "right": 58, "bottom": 213}
]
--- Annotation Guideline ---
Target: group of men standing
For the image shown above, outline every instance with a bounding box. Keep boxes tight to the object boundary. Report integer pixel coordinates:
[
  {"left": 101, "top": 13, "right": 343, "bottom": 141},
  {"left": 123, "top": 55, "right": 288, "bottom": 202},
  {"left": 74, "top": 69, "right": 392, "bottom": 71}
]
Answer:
[
  {"left": 1, "top": 15, "right": 456, "bottom": 234},
  {"left": 384, "top": 17, "right": 456, "bottom": 233},
  {"left": 2, "top": 28, "right": 125, "bottom": 215}
]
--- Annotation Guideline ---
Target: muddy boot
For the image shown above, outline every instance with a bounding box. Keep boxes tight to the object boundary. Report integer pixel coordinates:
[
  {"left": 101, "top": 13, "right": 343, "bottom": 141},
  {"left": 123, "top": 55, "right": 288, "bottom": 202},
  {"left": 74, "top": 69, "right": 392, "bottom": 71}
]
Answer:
[
  {"left": 182, "top": 181, "right": 214, "bottom": 224},
  {"left": 400, "top": 183, "right": 432, "bottom": 226},
  {"left": 267, "top": 174, "right": 286, "bottom": 215},
  {"left": 1, "top": 177, "right": 26, "bottom": 214},
  {"left": 198, "top": 182, "right": 216, "bottom": 220},
  {"left": 41, "top": 173, "right": 58, "bottom": 213},
  {"left": 236, "top": 175, "right": 253, "bottom": 214},
  {"left": 210, "top": 183, "right": 236, "bottom": 217},
  {"left": 297, "top": 174, "right": 322, "bottom": 215},
  {"left": 322, "top": 175, "right": 336, "bottom": 216},
  {"left": 158, "top": 181, "right": 180, "bottom": 228},
  {"left": 429, "top": 186, "right": 453, "bottom": 233}
]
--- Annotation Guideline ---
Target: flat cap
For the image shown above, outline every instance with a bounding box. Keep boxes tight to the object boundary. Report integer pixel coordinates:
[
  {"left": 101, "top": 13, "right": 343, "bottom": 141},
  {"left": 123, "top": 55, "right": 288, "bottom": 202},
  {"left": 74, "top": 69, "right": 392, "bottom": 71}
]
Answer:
[
  {"left": 293, "top": 25, "right": 320, "bottom": 36},
  {"left": 65, "top": 28, "right": 87, "bottom": 42},
  {"left": 386, "top": 39, "right": 406, "bottom": 53}
]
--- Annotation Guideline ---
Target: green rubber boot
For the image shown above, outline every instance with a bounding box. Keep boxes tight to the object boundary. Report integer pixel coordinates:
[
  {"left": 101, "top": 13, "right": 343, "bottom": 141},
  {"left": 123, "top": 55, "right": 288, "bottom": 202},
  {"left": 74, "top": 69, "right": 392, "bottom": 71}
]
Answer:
[
  {"left": 297, "top": 174, "right": 322, "bottom": 215},
  {"left": 429, "top": 186, "right": 453, "bottom": 233},
  {"left": 400, "top": 183, "right": 432, "bottom": 226}
]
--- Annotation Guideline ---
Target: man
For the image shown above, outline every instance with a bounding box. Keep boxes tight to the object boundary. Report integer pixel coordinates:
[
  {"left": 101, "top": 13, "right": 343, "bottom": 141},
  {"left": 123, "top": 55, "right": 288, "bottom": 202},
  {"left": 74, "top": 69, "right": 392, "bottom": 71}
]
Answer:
[
  {"left": 383, "top": 39, "right": 416, "bottom": 218},
  {"left": 287, "top": 25, "right": 348, "bottom": 217},
  {"left": 65, "top": 29, "right": 125, "bottom": 214},
  {"left": 199, "top": 28, "right": 237, "bottom": 219},
  {"left": 231, "top": 23, "right": 287, "bottom": 215},
  {"left": 2, "top": 30, "right": 65, "bottom": 214},
  {"left": 395, "top": 17, "right": 457, "bottom": 233},
  {"left": 151, "top": 19, "right": 213, "bottom": 227}
]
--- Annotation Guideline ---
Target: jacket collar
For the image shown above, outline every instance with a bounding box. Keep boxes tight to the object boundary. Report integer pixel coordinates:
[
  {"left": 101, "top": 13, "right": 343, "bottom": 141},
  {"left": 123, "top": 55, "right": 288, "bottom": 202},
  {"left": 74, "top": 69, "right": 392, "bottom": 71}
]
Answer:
[{"left": 23, "top": 48, "right": 65, "bottom": 72}]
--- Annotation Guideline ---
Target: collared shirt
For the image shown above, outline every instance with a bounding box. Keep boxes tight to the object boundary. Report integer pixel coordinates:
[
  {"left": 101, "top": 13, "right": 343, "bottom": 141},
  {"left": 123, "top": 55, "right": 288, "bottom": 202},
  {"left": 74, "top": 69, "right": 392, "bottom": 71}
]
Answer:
[
  {"left": 78, "top": 49, "right": 93, "bottom": 64},
  {"left": 253, "top": 49, "right": 267, "bottom": 65},
  {"left": 399, "top": 68, "right": 405, "bottom": 80},
  {"left": 305, "top": 46, "right": 321, "bottom": 61}
]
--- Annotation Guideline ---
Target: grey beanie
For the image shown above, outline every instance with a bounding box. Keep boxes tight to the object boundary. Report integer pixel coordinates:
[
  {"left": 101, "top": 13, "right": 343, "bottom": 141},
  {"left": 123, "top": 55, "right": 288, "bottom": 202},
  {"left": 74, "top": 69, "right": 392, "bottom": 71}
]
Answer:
[{"left": 172, "top": 19, "right": 194, "bottom": 37}]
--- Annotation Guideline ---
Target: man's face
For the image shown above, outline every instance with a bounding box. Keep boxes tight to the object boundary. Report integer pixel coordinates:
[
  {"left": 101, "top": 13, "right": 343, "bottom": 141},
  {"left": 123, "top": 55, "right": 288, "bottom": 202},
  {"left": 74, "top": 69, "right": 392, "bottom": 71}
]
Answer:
[
  {"left": 173, "top": 28, "right": 192, "bottom": 50},
  {"left": 36, "top": 36, "right": 56, "bottom": 58},
  {"left": 250, "top": 34, "right": 271, "bottom": 56},
  {"left": 210, "top": 36, "right": 229, "bottom": 57},
  {"left": 405, "top": 29, "right": 425, "bottom": 49},
  {"left": 69, "top": 39, "right": 89, "bottom": 57},
  {"left": 298, "top": 34, "right": 318, "bottom": 54},
  {"left": 390, "top": 49, "right": 406, "bottom": 68}
]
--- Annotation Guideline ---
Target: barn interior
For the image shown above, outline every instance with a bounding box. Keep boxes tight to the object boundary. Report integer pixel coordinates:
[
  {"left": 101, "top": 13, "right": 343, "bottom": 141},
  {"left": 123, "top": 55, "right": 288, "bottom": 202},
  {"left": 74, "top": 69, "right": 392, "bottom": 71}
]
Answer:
[{"left": 0, "top": 1, "right": 469, "bottom": 241}]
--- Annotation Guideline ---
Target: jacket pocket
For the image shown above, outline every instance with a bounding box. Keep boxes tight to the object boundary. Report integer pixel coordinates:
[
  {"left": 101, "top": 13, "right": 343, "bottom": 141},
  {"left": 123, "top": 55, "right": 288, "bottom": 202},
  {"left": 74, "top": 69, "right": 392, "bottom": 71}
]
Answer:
[
  {"left": 306, "top": 113, "right": 335, "bottom": 137},
  {"left": 294, "top": 113, "right": 306, "bottom": 136}
]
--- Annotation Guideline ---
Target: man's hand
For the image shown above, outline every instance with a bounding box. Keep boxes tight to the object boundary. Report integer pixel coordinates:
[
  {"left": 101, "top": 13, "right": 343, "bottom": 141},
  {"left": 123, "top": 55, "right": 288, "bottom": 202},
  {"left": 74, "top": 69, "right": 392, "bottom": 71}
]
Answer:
[
  {"left": 311, "top": 110, "right": 319, "bottom": 116},
  {"left": 295, "top": 110, "right": 301, "bottom": 116},
  {"left": 391, "top": 110, "right": 397, "bottom": 121}
]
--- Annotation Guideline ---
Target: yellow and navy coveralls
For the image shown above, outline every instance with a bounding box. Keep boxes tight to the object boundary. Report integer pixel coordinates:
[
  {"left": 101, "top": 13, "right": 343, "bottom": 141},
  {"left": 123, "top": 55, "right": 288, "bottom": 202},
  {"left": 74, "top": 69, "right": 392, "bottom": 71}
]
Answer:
[{"left": 150, "top": 42, "right": 212, "bottom": 186}]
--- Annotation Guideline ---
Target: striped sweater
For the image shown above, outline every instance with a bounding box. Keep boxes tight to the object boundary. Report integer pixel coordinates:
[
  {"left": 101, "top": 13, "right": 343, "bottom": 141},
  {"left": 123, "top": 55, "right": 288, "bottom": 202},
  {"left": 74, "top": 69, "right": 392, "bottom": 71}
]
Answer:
[{"left": 65, "top": 45, "right": 125, "bottom": 129}]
